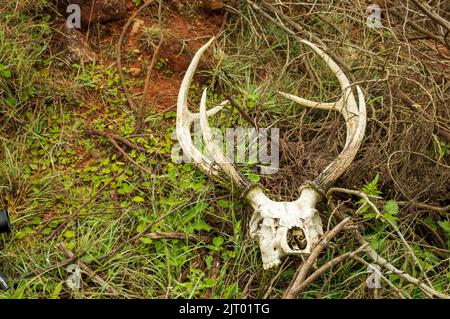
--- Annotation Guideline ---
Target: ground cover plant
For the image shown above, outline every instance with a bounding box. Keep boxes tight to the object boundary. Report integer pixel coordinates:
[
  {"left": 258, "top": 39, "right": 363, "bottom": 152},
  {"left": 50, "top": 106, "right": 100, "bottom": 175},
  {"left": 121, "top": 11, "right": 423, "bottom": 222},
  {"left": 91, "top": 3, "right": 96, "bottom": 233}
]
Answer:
[{"left": 0, "top": 0, "right": 449, "bottom": 299}]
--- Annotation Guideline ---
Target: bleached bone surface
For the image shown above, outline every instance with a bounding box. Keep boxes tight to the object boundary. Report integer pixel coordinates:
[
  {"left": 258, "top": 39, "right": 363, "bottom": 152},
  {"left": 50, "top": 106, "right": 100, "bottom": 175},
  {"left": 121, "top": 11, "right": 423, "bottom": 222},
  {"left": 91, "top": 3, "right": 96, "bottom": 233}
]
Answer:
[{"left": 247, "top": 187, "right": 323, "bottom": 269}]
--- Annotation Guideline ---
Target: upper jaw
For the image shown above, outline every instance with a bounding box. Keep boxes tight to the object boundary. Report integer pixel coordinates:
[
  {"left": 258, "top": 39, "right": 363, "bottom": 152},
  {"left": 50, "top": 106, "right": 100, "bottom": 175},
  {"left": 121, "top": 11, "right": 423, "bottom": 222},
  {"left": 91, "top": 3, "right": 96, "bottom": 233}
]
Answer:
[{"left": 246, "top": 186, "right": 324, "bottom": 268}]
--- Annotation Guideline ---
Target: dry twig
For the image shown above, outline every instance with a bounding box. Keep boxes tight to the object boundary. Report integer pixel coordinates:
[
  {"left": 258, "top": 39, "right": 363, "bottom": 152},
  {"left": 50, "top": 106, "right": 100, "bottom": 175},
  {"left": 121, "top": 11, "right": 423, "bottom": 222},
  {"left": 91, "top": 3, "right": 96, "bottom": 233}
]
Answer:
[
  {"left": 145, "top": 231, "right": 212, "bottom": 244},
  {"left": 88, "top": 129, "right": 146, "bottom": 151},
  {"left": 409, "top": 0, "right": 450, "bottom": 32},
  {"left": 326, "top": 194, "right": 450, "bottom": 299},
  {"left": 95, "top": 200, "right": 193, "bottom": 263},
  {"left": 57, "top": 243, "right": 119, "bottom": 295},
  {"left": 283, "top": 217, "right": 351, "bottom": 298},
  {"left": 46, "top": 170, "right": 123, "bottom": 241},
  {"left": 288, "top": 243, "right": 369, "bottom": 296},
  {"left": 327, "top": 187, "right": 434, "bottom": 288}
]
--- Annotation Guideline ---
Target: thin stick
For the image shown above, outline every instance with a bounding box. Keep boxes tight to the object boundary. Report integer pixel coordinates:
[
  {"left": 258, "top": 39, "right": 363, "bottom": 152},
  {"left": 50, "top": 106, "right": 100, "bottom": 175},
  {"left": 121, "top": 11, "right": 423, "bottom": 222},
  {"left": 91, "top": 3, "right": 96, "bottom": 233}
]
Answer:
[
  {"left": 327, "top": 187, "right": 434, "bottom": 288},
  {"left": 353, "top": 231, "right": 449, "bottom": 299},
  {"left": 22, "top": 256, "right": 78, "bottom": 279},
  {"left": 103, "top": 132, "right": 152, "bottom": 175},
  {"left": 117, "top": 0, "right": 158, "bottom": 112},
  {"left": 388, "top": 8, "right": 441, "bottom": 43},
  {"left": 327, "top": 198, "right": 450, "bottom": 299},
  {"left": 134, "top": 36, "right": 164, "bottom": 134},
  {"left": 95, "top": 200, "right": 193, "bottom": 263},
  {"left": 245, "top": 0, "right": 353, "bottom": 79},
  {"left": 398, "top": 89, "right": 450, "bottom": 143},
  {"left": 46, "top": 170, "right": 122, "bottom": 240},
  {"left": 134, "top": 0, "right": 164, "bottom": 134},
  {"left": 260, "top": 0, "right": 325, "bottom": 46},
  {"left": 409, "top": 0, "right": 450, "bottom": 32},
  {"left": 145, "top": 231, "right": 212, "bottom": 244},
  {"left": 397, "top": 201, "right": 450, "bottom": 214},
  {"left": 352, "top": 256, "right": 410, "bottom": 299},
  {"left": 288, "top": 243, "right": 369, "bottom": 297},
  {"left": 57, "top": 243, "right": 119, "bottom": 295},
  {"left": 263, "top": 258, "right": 291, "bottom": 298},
  {"left": 242, "top": 273, "right": 257, "bottom": 299},
  {"left": 283, "top": 217, "right": 351, "bottom": 298},
  {"left": 88, "top": 129, "right": 146, "bottom": 151},
  {"left": 318, "top": 262, "right": 348, "bottom": 297},
  {"left": 223, "top": 92, "right": 257, "bottom": 128}
]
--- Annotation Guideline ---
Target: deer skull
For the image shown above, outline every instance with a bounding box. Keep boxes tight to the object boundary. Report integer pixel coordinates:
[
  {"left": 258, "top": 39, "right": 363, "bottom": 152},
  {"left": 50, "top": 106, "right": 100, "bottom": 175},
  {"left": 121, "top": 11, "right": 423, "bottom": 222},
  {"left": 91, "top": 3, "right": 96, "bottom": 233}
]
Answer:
[
  {"left": 247, "top": 187, "right": 323, "bottom": 268},
  {"left": 176, "top": 37, "right": 366, "bottom": 269}
]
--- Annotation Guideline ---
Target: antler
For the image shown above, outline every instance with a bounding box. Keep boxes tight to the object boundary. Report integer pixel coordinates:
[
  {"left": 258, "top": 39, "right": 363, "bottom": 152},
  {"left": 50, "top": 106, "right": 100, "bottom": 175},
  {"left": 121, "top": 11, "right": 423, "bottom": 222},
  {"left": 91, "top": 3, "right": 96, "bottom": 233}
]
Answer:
[
  {"left": 176, "top": 37, "right": 252, "bottom": 192},
  {"left": 278, "top": 39, "right": 367, "bottom": 191},
  {"left": 176, "top": 36, "right": 367, "bottom": 269}
]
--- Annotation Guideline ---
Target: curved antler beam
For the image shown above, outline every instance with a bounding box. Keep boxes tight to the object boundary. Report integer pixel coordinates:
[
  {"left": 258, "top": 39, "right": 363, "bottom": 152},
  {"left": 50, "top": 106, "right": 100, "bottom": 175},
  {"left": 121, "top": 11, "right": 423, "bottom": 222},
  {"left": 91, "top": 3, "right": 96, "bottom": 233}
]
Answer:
[{"left": 278, "top": 39, "right": 367, "bottom": 191}]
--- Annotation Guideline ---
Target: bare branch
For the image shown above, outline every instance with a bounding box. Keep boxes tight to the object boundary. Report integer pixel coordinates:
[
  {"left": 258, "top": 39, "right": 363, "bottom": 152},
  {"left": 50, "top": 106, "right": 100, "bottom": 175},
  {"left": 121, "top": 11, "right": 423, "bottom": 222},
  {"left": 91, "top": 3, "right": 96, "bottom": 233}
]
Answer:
[{"left": 283, "top": 217, "right": 351, "bottom": 298}]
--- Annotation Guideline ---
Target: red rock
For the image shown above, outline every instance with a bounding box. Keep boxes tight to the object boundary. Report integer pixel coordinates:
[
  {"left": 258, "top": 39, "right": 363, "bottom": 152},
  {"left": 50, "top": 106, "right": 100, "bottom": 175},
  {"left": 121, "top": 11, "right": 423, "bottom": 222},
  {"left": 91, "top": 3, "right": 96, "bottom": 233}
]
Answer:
[
  {"left": 204, "top": 0, "right": 224, "bottom": 12},
  {"left": 58, "top": 0, "right": 128, "bottom": 28}
]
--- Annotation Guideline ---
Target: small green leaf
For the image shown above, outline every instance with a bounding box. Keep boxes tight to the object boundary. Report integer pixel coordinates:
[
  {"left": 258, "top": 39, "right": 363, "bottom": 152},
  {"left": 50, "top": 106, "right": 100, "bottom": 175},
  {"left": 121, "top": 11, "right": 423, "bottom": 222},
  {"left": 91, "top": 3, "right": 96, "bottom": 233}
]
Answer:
[
  {"left": 361, "top": 173, "right": 382, "bottom": 196},
  {"left": 224, "top": 283, "right": 239, "bottom": 298},
  {"left": 136, "top": 223, "right": 146, "bottom": 233},
  {"left": 363, "top": 212, "right": 377, "bottom": 219},
  {"left": 370, "top": 237, "right": 385, "bottom": 251},
  {"left": 438, "top": 221, "right": 450, "bottom": 235},
  {"left": 383, "top": 212, "right": 398, "bottom": 226},
  {"left": 63, "top": 230, "right": 75, "bottom": 239},
  {"left": 137, "top": 153, "right": 146, "bottom": 163},
  {"left": 183, "top": 202, "right": 209, "bottom": 222},
  {"left": 118, "top": 183, "right": 133, "bottom": 194},
  {"left": 247, "top": 172, "right": 260, "bottom": 183},
  {"left": 234, "top": 220, "right": 241, "bottom": 236},
  {"left": 1, "top": 69, "right": 11, "bottom": 78},
  {"left": 6, "top": 96, "right": 17, "bottom": 107},
  {"left": 203, "top": 278, "right": 216, "bottom": 288},
  {"left": 388, "top": 274, "right": 399, "bottom": 283},
  {"left": 0, "top": 64, "right": 11, "bottom": 78},
  {"left": 51, "top": 282, "right": 64, "bottom": 299},
  {"left": 384, "top": 200, "right": 399, "bottom": 215},
  {"left": 213, "top": 236, "right": 224, "bottom": 247},
  {"left": 132, "top": 196, "right": 145, "bottom": 203},
  {"left": 423, "top": 216, "right": 438, "bottom": 230},
  {"left": 205, "top": 255, "right": 213, "bottom": 269},
  {"left": 186, "top": 219, "right": 212, "bottom": 233},
  {"left": 65, "top": 241, "right": 76, "bottom": 251},
  {"left": 217, "top": 199, "right": 229, "bottom": 208},
  {"left": 140, "top": 237, "right": 153, "bottom": 245}
]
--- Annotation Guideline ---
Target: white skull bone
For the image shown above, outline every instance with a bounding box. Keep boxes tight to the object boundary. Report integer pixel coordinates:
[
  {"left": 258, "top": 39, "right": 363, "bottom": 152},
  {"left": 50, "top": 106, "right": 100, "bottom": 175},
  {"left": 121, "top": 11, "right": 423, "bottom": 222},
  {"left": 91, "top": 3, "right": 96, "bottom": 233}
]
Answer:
[{"left": 247, "top": 187, "right": 324, "bottom": 269}]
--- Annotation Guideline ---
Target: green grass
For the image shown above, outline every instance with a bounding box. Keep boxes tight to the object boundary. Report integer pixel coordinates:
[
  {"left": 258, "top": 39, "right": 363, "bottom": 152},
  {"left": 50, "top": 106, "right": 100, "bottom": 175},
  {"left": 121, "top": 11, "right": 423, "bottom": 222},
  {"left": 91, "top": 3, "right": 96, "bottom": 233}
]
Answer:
[
  {"left": 0, "top": 4, "right": 259, "bottom": 297},
  {"left": 0, "top": 1, "right": 449, "bottom": 299}
]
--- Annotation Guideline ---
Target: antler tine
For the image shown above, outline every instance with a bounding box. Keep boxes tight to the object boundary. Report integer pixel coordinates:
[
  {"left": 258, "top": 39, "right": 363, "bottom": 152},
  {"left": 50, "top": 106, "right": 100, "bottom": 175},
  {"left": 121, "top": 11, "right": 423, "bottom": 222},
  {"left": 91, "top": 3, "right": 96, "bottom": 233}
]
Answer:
[
  {"left": 199, "top": 88, "right": 251, "bottom": 191},
  {"left": 278, "top": 40, "right": 367, "bottom": 191},
  {"left": 177, "top": 37, "right": 252, "bottom": 191},
  {"left": 177, "top": 36, "right": 224, "bottom": 179}
]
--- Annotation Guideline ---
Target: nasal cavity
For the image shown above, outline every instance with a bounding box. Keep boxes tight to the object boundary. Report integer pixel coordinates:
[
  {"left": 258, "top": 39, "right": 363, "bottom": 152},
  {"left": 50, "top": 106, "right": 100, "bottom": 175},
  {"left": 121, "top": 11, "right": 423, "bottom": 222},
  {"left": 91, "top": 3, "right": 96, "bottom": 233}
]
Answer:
[{"left": 287, "top": 227, "right": 307, "bottom": 250}]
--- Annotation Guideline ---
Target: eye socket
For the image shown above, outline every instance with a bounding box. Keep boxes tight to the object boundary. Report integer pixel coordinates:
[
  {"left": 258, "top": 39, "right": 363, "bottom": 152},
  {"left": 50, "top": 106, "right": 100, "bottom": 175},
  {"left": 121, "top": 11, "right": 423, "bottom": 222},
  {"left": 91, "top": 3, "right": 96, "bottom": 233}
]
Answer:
[{"left": 287, "top": 227, "right": 307, "bottom": 250}]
